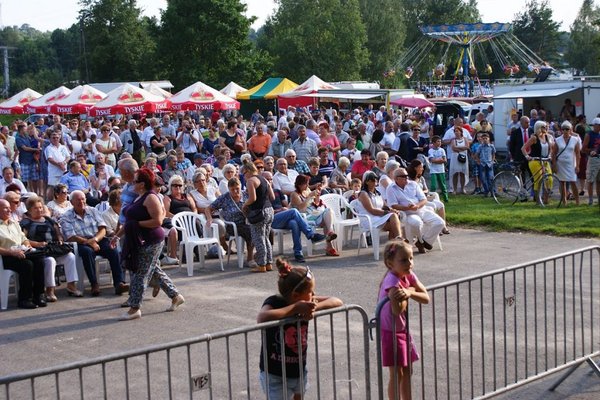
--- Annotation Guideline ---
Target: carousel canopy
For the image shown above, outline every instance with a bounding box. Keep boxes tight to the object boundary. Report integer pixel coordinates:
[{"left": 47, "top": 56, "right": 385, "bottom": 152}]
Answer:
[
  {"left": 236, "top": 78, "right": 298, "bottom": 100},
  {"left": 220, "top": 81, "right": 247, "bottom": 98},
  {"left": 143, "top": 83, "right": 173, "bottom": 98},
  {"left": 25, "top": 86, "right": 72, "bottom": 114},
  {"left": 170, "top": 81, "right": 240, "bottom": 111},
  {"left": 89, "top": 83, "right": 170, "bottom": 116},
  {"left": 51, "top": 85, "right": 106, "bottom": 114},
  {"left": 0, "top": 88, "right": 43, "bottom": 115}
]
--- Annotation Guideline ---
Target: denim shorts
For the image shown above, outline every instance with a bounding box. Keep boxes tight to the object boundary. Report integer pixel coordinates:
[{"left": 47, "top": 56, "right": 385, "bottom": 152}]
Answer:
[{"left": 259, "top": 370, "right": 308, "bottom": 400}]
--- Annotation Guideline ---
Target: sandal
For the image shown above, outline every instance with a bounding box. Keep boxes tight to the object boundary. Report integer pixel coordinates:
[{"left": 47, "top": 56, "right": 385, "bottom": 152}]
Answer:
[{"left": 326, "top": 248, "right": 340, "bottom": 257}]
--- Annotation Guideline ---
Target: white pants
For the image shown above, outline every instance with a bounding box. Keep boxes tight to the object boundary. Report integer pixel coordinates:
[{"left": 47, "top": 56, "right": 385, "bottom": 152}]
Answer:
[
  {"left": 44, "top": 253, "right": 78, "bottom": 287},
  {"left": 404, "top": 207, "right": 445, "bottom": 245}
]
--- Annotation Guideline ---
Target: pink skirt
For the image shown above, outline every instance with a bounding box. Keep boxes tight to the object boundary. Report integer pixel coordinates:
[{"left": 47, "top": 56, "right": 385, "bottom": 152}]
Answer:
[{"left": 381, "top": 330, "right": 420, "bottom": 367}]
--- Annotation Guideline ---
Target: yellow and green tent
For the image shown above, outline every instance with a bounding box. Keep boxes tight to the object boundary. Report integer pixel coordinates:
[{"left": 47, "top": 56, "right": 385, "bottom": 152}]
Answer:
[{"left": 236, "top": 78, "right": 298, "bottom": 100}]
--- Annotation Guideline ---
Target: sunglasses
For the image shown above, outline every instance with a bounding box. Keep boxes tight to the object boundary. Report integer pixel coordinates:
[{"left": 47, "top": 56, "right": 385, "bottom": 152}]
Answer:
[
  {"left": 562, "top": 127, "right": 571, "bottom": 131},
  {"left": 171, "top": 184, "right": 183, "bottom": 187},
  {"left": 58, "top": 190, "right": 68, "bottom": 194},
  {"left": 292, "top": 266, "right": 313, "bottom": 293}
]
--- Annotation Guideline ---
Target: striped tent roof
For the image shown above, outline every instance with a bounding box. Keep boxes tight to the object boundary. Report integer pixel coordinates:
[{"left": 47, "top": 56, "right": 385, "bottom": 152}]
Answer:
[{"left": 236, "top": 77, "right": 298, "bottom": 100}]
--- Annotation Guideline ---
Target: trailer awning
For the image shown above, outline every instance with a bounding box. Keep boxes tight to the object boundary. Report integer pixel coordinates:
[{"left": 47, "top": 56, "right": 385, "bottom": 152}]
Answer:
[{"left": 494, "top": 87, "right": 578, "bottom": 99}]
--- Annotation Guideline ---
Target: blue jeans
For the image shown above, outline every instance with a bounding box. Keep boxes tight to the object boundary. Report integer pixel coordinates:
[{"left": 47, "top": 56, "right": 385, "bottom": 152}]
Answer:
[
  {"left": 480, "top": 164, "right": 495, "bottom": 194},
  {"left": 259, "top": 370, "right": 308, "bottom": 400},
  {"left": 272, "top": 209, "right": 314, "bottom": 256},
  {"left": 77, "top": 238, "right": 124, "bottom": 287}
]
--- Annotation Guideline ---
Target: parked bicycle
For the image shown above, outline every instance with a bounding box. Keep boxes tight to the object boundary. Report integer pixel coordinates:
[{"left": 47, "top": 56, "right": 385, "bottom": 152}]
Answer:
[{"left": 492, "top": 157, "right": 562, "bottom": 207}]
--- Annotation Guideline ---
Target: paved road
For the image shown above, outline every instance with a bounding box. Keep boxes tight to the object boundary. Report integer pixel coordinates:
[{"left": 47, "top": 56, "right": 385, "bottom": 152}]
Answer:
[{"left": 0, "top": 228, "right": 598, "bottom": 399}]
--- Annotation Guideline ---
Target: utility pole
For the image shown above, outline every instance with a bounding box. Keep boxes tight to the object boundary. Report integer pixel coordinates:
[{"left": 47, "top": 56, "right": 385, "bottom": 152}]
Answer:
[
  {"left": 79, "top": 16, "right": 90, "bottom": 83},
  {"left": 0, "top": 46, "right": 14, "bottom": 98}
]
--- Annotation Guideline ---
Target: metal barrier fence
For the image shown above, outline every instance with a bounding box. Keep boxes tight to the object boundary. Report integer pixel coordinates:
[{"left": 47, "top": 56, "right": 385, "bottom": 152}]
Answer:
[
  {"left": 0, "top": 305, "right": 371, "bottom": 400},
  {"left": 373, "top": 245, "right": 600, "bottom": 399}
]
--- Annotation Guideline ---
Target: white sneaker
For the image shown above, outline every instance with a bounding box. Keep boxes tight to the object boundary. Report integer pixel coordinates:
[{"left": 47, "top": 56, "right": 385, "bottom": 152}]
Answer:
[{"left": 162, "top": 256, "right": 179, "bottom": 265}]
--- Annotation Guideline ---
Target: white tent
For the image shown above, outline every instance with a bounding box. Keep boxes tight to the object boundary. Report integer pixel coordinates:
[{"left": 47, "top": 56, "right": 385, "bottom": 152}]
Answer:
[
  {"left": 278, "top": 75, "right": 339, "bottom": 98},
  {"left": 220, "top": 81, "right": 247, "bottom": 98}
]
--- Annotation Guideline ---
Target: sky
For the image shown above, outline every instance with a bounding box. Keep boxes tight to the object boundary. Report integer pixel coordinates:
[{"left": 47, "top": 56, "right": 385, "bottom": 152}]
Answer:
[{"left": 1, "top": 0, "right": 584, "bottom": 32}]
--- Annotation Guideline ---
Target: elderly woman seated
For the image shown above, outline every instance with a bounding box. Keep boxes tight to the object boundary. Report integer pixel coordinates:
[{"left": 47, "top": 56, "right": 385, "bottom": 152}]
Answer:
[
  {"left": 205, "top": 177, "right": 255, "bottom": 267},
  {"left": 328, "top": 156, "right": 351, "bottom": 192},
  {"left": 20, "top": 196, "right": 81, "bottom": 301}
]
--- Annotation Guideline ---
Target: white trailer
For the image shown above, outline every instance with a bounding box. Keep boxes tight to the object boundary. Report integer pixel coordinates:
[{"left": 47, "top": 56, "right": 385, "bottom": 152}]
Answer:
[{"left": 492, "top": 79, "right": 600, "bottom": 152}]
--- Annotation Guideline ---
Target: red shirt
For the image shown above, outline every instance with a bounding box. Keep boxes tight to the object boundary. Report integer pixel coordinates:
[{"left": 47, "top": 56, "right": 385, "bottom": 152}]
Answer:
[{"left": 351, "top": 160, "right": 375, "bottom": 177}]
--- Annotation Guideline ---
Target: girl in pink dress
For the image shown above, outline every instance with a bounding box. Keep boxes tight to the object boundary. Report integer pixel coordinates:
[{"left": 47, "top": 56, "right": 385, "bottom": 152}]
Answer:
[{"left": 378, "top": 241, "right": 430, "bottom": 400}]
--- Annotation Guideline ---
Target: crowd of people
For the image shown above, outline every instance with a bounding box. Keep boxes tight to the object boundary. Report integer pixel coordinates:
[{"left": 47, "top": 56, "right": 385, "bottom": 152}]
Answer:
[{"left": 1, "top": 97, "right": 597, "bottom": 315}]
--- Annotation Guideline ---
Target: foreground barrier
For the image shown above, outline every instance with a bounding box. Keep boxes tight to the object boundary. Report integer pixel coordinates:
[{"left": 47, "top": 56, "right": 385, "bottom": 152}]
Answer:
[
  {"left": 3, "top": 246, "right": 600, "bottom": 399},
  {"left": 0, "top": 305, "right": 371, "bottom": 400},
  {"left": 373, "top": 245, "right": 600, "bottom": 399}
]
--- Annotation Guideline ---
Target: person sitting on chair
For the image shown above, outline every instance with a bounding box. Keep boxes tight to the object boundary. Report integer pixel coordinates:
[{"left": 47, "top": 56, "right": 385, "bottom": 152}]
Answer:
[{"left": 59, "top": 190, "right": 128, "bottom": 296}]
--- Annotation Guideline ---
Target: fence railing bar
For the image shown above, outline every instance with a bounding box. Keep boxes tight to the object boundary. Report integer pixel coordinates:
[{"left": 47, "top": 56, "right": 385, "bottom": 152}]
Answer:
[
  {"left": 502, "top": 273, "right": 507, "bottom": 388},
  {"left": 206, "top": 339, "right": 213, "bottom": 400},
  {"left": 226, "top": 336, "right": 232, "bottom": 399},
  {"left": 432, "top": 289, "right": 438, "bottom": 399},
  {"left": 512, "top": 269, "right": 517, "bottom": 384},
  {"left": 492, "top": 275, "right": 497, "bottom": 391},
  {"left": 185, "top": 345, "right": 192, "bottom": 400},
  {"left": 480, "top": 278, "right": 485, "bottom": 396},
  {"left": 419, "top": 303, "right": 425, "bottom": 400},
  {"left": 145, "top": 353, "right": 151, "bottom": 400},
  {"left": 244, "top": 332, "right": 250, "bottom": 400},
  {"left": 78, "top": 367, "right": 83, "bottom": 400},
  {"left": 469, "top": 280, "right": 474, "bottom": 399},
  {"left": 456, "top": 283, "right": 463, "bottom": 400},
  {"left": 563, "top": 256, "right": 567, "bottom": 366},
  {"left": 572, "top": 254, "right": 577, "bottom": 362},
  {"left": 533, "top": 263, "right": 538, "bottom": 376},
  {"left": 553, "top": 258, "right": 558, "bottom": 369},
  {"left": 444, "top": 286, "right": 450, "bottom": 400},
  {"left": 523, "top": 268, "right": 529, "bottom": 379},
  {"left": 329, "top": 313, "right": 338, "bottom": 399},
  {"left": 345, "top": 310, "right": 353, "bottom": 400},
  {"left": 543, "top": 261, "right": 548, "bottom": 373},
  {"left": 313, "top": 317, "right": 322, "bottom": 399},
  {"left": 124, "top": 357, "right": 130, "bottom": 400},
  {"left": 55, "top": 372, "right": 60, "bottom": 400}
]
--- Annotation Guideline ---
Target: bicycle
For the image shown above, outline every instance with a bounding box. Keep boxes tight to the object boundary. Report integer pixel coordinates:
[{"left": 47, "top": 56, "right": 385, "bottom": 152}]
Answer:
[{"left": 492, "top": 157, "right": 562, "bottom": 207}]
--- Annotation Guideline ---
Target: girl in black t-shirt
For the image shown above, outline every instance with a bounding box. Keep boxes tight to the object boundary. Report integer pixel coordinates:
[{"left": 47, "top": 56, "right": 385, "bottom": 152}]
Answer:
[{"left": 257, "top": 258, "right": 343, "bottom": 400}]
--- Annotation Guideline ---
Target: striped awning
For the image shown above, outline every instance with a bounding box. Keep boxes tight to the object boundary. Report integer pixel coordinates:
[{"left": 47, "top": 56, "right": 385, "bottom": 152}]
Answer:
[{"left": 236, "top": 78, "right": 298, "bottom": 100}]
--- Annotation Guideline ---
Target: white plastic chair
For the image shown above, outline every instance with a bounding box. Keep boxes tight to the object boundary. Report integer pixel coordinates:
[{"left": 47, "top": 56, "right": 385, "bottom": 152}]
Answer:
[
  {"left": 320, "top": 193, "right": 359, "bottom": 251},
  {"left": 349, "top": 199, "right": 386, "bottom": 261},
  {"left": 221, "top": 218, "right": 245, "bottom": 269},
  {"left": 172, "top": 212, "right": 223, "bottom": 276},
  {"left": 0, "top": 257, "right": 18, "bottom": 310}
]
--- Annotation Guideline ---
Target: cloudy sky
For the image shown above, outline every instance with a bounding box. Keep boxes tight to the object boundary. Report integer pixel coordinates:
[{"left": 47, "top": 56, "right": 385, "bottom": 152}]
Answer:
[{"left": 3, "top": 0, "right": 582, "bottom": 32}]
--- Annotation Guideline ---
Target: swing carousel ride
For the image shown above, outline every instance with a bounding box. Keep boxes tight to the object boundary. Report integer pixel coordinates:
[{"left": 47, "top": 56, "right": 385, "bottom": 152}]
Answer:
[{"left": 387, "top": 23, "right": 552, "bottom": 97}]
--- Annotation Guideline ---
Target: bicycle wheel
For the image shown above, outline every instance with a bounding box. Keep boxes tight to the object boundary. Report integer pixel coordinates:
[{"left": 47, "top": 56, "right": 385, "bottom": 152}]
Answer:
[
  {"left": 537, "top": 173, "right": 562, "bottom": 207},
  {"left": 492, "top": 171, "right": 521, "bottom": 205}
]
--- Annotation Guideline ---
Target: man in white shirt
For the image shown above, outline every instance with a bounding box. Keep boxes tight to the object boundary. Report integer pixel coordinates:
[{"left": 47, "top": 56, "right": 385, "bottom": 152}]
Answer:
[
  {"left": 272, "top": 158, "right": 299, "bottom": 196},
  {"left": 386, "top": 168, "right": 444, "bottom": 253},
  {"left": 161, "top": 115, "right": 177, "bottom": 151},
  {"left": 142, "top": 118, "right": 159, "bottom": 150},
  {"left": 44, "top": 132, "right": 71, "bottom": 190},
  {"left": 176, "top": 120, "right": 202, "bottom": 162},
  {"left": 0, "top": 167, "right": 26, "bottom": 197}
]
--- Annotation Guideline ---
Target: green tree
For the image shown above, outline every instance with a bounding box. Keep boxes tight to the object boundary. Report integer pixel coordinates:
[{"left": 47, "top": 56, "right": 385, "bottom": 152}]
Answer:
[
  {"left": 358, "top": 0, "right": 406, "bottom": 87},
  {"left": 566, "top": 0, "right": 600, "bottom": 75},
  {"left": 158, "top": 0, "right": 271, "bottom": 91},
  {"left": 511, "top": 0, "right": 561, "bottom": 65},
  {"left": 79, "top": 0, "right": 159, "bottom": 83},
  {"left": 257, "top": 0, "right": 368, "bottom": 83}
]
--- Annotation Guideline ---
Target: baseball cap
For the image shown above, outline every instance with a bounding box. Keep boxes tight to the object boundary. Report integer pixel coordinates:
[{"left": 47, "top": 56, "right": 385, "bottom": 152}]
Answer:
[{"left": 592, "top": 117, "right": 600, "bottom": 125}]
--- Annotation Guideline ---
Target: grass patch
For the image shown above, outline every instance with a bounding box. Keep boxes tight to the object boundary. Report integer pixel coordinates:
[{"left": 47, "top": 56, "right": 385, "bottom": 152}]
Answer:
[{"left": 444, "top": 194, "right": 600, "bottom": 237}]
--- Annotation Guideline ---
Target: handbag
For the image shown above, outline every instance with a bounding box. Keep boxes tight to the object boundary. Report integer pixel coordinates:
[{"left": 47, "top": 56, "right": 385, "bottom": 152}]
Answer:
[
  {"left": 44, "top": 241, "right": 74, "bottom": 257},
  {"left": 457, "top": 153, "right": 467, "bottom": 163},
  {"left": 246, "top": 208, "right": 264, "bottom": 224}
]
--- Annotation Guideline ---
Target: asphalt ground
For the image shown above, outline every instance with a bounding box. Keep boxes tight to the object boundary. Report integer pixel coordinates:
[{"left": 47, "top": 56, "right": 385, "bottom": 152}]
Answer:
[{"left": 0, "top": 227, "right": 599, "bottom": 399}]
